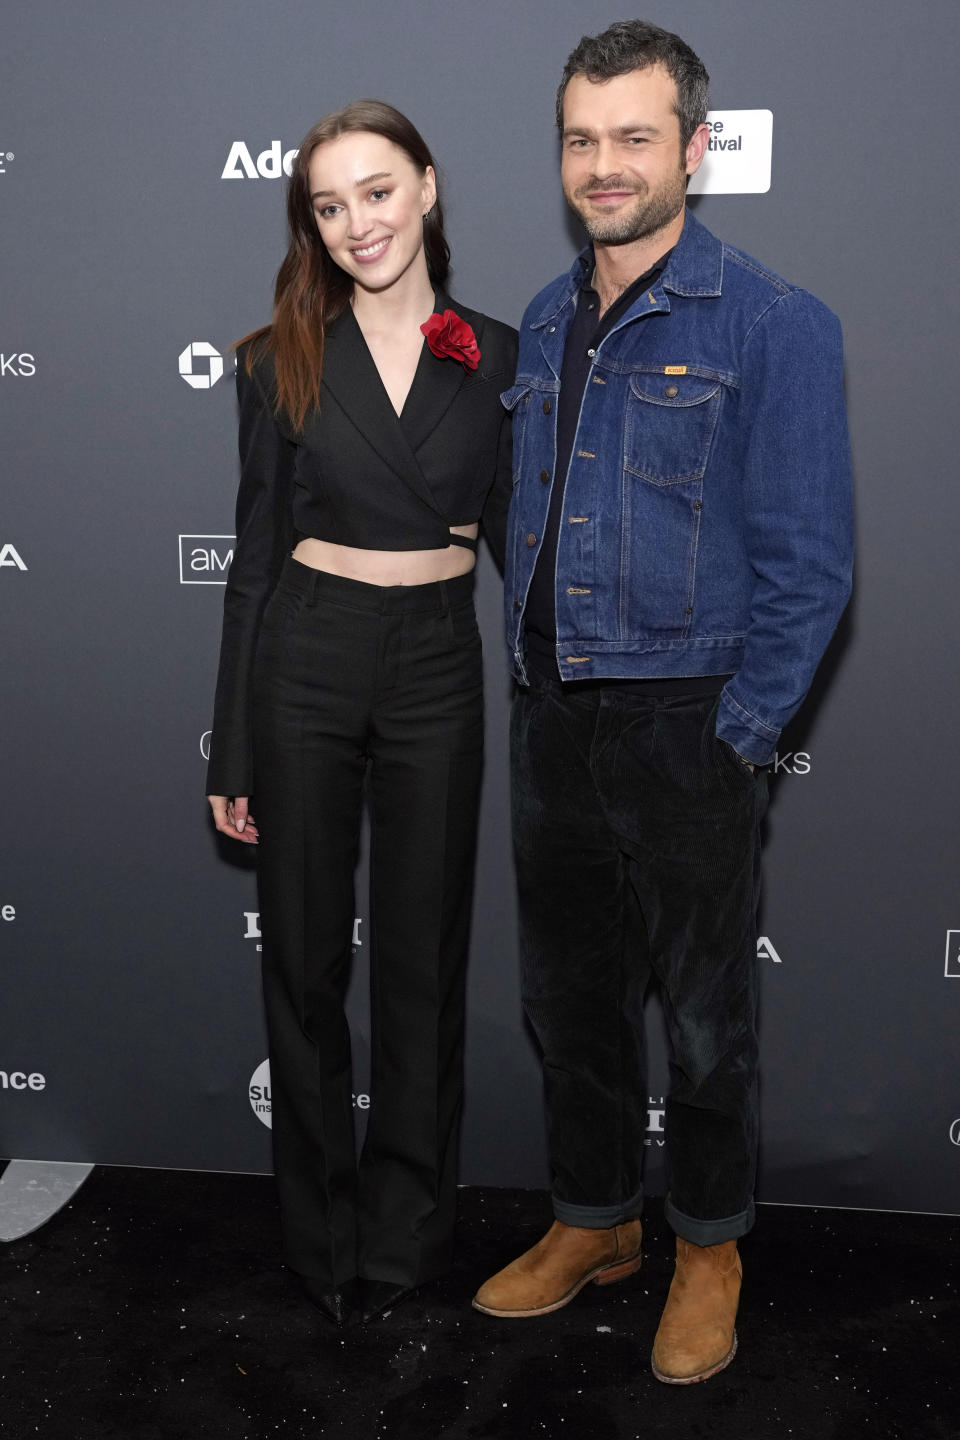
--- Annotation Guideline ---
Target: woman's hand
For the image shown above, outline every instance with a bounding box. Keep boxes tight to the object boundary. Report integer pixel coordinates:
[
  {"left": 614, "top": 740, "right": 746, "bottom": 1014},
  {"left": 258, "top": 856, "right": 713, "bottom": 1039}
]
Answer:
[{"left": 207, "top": 794, "right": 259, "bottom": 844}]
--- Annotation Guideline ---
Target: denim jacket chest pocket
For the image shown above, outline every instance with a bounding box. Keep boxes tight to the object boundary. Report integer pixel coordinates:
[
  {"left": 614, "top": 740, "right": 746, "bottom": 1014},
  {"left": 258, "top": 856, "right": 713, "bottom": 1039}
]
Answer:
[
  {"left": 617, "top": 369, "right": 729, "bottom": 638},
  {"left": 624, "top": 369, "right": 724, "bottom": 486}
]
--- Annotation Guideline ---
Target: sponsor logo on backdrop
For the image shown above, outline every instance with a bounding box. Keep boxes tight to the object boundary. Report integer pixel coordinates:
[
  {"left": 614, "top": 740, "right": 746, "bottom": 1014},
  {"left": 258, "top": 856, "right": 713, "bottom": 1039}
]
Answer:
[
  {"left": 179, "top": 342, "right": 224, "bottom": 390},
  {"left": 0, "top": 1069, "right": 45, "bottom": 1091},
  {"left": 249, "top": 1059, "right": 272, "bottom": 1126},
  {"left": 688, "top": 110, "right": 773, "bottom": 196},
  {"left": 1, "top": 905, "right": 15, "bottom": 921},
  {"left": 221, "top": 114, "right": 770, "bottom": 192},
  {"left": 645, "top": 1097, "right": 666, "bottom": 1148},
  {"left": 201, "top": 731, "right": 212, "bottom": 761},
  {"left": 179, "top": 534, "right": 234, "bottom": 584},
  {"left": 0, "top": 151, "right": 14, "bottom": 175},
  {"left": 0, "top": 353, "right": 35, "bottom": 377},
  {"left": 950, "top": 1119, "right": 960, "bottom": 1146},
  {"left": 757, "top": 936, "right": 783, "bottom": 964},
  {"left": 772, "top": 751, "right": 811, "bottom": 776},
  {"left": 0, "top": 544, "right": 27, "bottom": 571},
  {"left": 222, "top": 141, "right": 298, "bottom": 180},
  {"left": 248, "top": 1059, "right": 368, "bottom": 1129},
  {"left": 244, "top": 911, "right": 363, "bottom": 954},
  {"left": 945, "top": 931, "right": 960, "bottom": 978}
]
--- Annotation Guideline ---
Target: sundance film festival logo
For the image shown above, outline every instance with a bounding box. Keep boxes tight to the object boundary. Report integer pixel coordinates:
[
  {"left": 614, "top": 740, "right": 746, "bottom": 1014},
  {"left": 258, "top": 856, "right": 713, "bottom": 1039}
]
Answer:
[
  {"left": 688, "top": 110, "right": 773, "bottom": 195},
  {"left": 758, "top": 936, "right": 783, "bottom": 964},
  {"left": 200, "top": 731, "right": 212, "bottom": 762},
  {"left": 1, "top": 904, "right": 15, "bottom": 922},
  {"left": 0, "top": 544, "right": 28, "bottom": 571},
  {"left": 221, "top": 141, "right": 298, "bottom": 180},
  {"left": 179, "top": 534, "right": 234, "bottom": 584},
  {"left": 0, "top": 1069, "right": 46, "bottom": 1092},
  {"left": 945, "top": 931, "right": 960, "bottom": 978},
  {"left": 179, "top": 342, "right": 224, "bottom": 389},
  {"left": 950, "top": 1120, "right": 960, "bottom": 1146},
  {"left": 249, "top": 1059, "right": 368, "bottom": 1129},
  {"left": 244, "top": 911, "right": 363, "bottom": 954},
  {"left": 0, "top": 150, "right": 14, "bottom": 175}
]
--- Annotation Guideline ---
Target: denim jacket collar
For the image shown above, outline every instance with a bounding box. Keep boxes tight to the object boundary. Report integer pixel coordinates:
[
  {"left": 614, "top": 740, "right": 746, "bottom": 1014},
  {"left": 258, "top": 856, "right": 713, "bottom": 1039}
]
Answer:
[{"left": 529, "top": 209, "right": 723, "bottom": 333}]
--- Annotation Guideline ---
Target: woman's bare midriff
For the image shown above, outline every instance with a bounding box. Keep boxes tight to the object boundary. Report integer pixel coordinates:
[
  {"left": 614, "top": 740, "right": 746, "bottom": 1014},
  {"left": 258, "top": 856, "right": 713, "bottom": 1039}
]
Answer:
[{"left": 292, "top": 525, "right": 478, "bottom": 586}]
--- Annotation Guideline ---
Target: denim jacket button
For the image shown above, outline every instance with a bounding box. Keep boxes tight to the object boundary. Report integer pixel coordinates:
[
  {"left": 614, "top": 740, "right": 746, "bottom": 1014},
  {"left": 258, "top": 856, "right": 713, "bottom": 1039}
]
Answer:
[
  {"left": 526, "top": 532, "right": 538, "bottom": 547},
  {"left": 514, "top": 599, "right": 522, "bottom": 611},
  {"left": 542, "top": 400, "right": 552, "bottom": 414},
  {"left": 540, "top": 468, "right": 550, "bottom": 484},
  {"left": 665, "top": 384, "right": 679, "bottom": 398}
]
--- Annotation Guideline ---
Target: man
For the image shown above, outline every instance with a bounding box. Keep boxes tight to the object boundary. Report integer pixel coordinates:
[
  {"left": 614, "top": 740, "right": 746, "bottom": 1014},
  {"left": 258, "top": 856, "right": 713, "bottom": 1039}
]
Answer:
[{"left": 473, "top": 20, "right": 853, "bottom": 1383}]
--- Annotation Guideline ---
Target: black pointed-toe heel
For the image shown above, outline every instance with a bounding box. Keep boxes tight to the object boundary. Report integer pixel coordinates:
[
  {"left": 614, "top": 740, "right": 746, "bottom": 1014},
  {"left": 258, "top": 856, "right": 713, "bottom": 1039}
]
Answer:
[
  {"left": 359, "top": 1279, "right": 415, "bottom": 1323},
  {"left": 300, "top": 1275, "right": 359, "bottom": 1327}
]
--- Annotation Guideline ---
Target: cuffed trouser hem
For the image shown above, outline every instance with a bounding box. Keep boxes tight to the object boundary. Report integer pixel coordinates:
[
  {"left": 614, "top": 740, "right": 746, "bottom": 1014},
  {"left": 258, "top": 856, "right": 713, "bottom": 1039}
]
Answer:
[
  {"left": 552, "top": 1188, "right": 644, "bottom": 1229},
  {"left": 665, "top": 1195, "right": 755, "bottom": 1246}
]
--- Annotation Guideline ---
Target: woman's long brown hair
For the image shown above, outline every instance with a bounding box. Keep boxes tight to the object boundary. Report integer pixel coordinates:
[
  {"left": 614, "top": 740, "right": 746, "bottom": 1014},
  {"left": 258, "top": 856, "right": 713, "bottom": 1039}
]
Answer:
[{"left": 240, "top": 100, "right": 450, "bottom": 431}]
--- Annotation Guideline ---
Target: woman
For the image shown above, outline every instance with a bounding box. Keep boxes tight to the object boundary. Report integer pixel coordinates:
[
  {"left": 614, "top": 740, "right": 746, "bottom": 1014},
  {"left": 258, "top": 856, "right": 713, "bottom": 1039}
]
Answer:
[{"left": 206, "top": 101, "right": 516, "bottom": 1326}]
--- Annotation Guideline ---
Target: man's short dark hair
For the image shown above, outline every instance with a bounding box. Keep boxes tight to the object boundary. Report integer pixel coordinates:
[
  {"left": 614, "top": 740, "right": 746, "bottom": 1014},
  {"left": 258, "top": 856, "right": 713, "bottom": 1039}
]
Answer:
[{"left": 556, "top": 19, "right": 709, "bottom": 147}]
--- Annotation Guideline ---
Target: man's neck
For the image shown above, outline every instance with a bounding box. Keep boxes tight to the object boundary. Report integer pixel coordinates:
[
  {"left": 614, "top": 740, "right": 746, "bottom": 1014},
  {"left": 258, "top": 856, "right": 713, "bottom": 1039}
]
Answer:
[{"left": 591, "top": 206, "right": 686, "bottom": 314}]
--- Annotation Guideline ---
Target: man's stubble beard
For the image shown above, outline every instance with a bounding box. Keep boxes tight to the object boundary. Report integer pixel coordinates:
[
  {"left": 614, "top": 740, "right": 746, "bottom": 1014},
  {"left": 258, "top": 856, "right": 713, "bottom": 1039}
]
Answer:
[{"left": 568, "top": 165, "right": 687, "bottom": 247}]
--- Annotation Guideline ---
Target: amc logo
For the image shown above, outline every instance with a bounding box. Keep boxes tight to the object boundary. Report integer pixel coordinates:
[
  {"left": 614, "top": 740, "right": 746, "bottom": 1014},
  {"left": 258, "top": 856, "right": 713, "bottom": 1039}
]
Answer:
[{"left": 179, "top": 534, "right": 234, "bottom": 584}]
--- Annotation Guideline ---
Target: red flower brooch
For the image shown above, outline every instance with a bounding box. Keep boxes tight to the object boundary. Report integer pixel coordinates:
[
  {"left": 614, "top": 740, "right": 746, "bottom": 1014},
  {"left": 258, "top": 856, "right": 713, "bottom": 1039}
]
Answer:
[{"left": 421, "top": 309, "right": 480, "bottom": 372}]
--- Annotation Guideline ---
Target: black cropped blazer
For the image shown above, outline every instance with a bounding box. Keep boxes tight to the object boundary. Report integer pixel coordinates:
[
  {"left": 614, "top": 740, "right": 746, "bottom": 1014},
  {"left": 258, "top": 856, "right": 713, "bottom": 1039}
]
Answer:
[{"left": 206, "top": 293, "right": 518, "bottom": 798}]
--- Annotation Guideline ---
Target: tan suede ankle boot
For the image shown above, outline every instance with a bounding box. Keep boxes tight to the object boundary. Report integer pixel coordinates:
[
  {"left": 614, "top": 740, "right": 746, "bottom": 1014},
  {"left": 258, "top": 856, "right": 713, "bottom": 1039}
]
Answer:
[
  {"left": 651, "top": 1237, "right": 741, "bottom": 1383},
  {"left": 472, "top": 1218, "right": 643, "bottom": 1317}
]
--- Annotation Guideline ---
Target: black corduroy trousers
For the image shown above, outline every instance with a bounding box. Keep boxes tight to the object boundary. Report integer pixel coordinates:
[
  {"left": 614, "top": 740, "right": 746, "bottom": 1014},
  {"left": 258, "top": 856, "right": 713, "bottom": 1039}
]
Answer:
[
  {"left": 251, "top": 558, "right": 483, "bottom": 1289},
  {"left": 512, "top": 675, "right": 768, "bottom": 1246}
]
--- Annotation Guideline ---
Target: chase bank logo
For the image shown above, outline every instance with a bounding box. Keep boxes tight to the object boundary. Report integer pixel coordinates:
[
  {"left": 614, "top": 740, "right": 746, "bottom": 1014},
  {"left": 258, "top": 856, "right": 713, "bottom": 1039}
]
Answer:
[
  {"left": 179, "top": 342, "right": 224, "bottom": 390},
  {"left": 179, "top": 534, "right": 234, "bottom": 584}
]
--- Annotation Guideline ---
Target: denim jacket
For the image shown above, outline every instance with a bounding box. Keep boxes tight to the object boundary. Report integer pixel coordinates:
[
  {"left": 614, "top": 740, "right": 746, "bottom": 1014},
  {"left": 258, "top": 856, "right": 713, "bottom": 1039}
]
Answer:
[{"left": 503, "top": 211, "right": 853, "bottom": 765}]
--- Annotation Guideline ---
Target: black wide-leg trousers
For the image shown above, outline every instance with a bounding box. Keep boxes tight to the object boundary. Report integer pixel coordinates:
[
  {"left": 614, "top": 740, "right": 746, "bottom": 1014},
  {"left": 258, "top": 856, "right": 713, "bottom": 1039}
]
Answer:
[
  {"left": 251, "top": 558, "right": 483, "bottom": 1289},
  {"left": 512, "top": 676, "right": 768, "bottom": 1247}
]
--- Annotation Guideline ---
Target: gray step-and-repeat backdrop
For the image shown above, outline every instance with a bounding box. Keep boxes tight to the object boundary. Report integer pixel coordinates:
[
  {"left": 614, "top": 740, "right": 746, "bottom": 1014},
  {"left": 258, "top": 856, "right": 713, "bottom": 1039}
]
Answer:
[{"left": 3, "top": 0, "right": 959, "bottom": 1216}]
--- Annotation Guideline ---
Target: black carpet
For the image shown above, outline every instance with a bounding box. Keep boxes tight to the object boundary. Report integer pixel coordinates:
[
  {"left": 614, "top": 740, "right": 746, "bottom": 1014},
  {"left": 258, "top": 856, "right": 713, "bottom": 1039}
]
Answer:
[{"left": 2, "top": 1168, "right": 957, "bottom": 1440}]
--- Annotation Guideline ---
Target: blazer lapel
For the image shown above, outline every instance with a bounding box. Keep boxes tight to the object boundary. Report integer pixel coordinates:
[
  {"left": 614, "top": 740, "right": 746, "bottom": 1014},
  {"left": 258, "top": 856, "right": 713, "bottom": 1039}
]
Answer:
[
  {"left": 312, "top": 306, "right": 443, "bottom": 516},
  {"left": 400, "top": 291, "right": 487, "bottom": 455}
]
